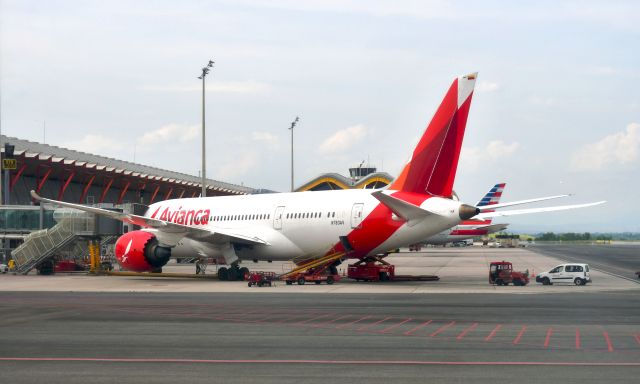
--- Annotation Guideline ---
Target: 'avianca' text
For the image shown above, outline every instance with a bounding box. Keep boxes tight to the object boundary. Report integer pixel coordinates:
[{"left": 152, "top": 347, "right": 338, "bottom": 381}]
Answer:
[{"left": 150, "top": 206, "right": 211, "bottom": 225}]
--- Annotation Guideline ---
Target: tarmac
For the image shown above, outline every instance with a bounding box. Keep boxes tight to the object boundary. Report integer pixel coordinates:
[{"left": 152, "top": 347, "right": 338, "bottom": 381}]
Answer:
[
  {"left": 0, "top": 244, "right": 639, "bottom": 383},
  {"left": 0, "top": 245, "right": 637, "bottom": 294}
]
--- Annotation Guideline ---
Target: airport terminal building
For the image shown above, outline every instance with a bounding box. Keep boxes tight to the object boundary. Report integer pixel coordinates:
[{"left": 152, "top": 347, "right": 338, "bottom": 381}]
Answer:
[{"left": 0, "top": 135, "right": 253, "bottom": 266}]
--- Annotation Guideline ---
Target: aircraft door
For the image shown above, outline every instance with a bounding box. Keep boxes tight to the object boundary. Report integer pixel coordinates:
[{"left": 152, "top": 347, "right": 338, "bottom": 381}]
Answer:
[
  {"left": 351, "top": 203, "right": 364, "bottom": 229},
  {"left": 273, "top": 206, "right": 285, "bottom": 230}
]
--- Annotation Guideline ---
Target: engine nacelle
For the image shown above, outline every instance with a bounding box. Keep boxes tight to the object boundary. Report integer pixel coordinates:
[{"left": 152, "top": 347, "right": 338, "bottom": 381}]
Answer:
[{"left": 114, "top": 231, "right": 172, "bottom": 272}]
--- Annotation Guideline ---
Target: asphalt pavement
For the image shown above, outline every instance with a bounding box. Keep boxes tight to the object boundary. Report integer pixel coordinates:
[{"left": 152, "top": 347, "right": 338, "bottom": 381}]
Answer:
[
  {"left": 529, "top": 243, "right": 640, "bottom": 282},
  {"left": 1, "top": 291, "right": 639, "bottom": 383},
  {"left": 1, "top": 244, "right": 639, "bottom": 383}
]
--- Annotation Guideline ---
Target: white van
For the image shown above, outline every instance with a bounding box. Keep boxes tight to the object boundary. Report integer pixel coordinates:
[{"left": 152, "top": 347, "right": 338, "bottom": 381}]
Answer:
[{"left": 536, "top": 263, "right": 591, "bottom": 286}]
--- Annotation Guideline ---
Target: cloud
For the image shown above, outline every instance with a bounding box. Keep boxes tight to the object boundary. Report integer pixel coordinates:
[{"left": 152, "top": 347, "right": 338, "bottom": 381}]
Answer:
[
  {"left": 460, "top": 140, "right": 520, "bottom": 171},
  {"left": 215, "top": 151, "right": 258, "bottom": 180},
  {"left": 584, "top": 66, "right": 617, "bottom": 76},
  {"left": 476, "top": 81, "right": 499, "bottom": 93},
  {"left": 570, "top": 123, "right": 640, "bottom": 171},
  {"left": 137, "top": 124, "right": 199, "bottom": 146},
  {"left": 252, "top": 131, "right": 280, "bottom": 150},
  {"left": 231, "top": 0, "right": 455, "bottom": 19},
  {"left": 140, "top": 81, "right": 271, "bottom": 94},
  {"left": 318, "top": 124, "right": 369, "bottom": 154},
  {"left": 63, "top": 134, "right": 122, "bottom": 155},
  {"left": 529, "top": 96, "right": 558, "bottom": 107}
]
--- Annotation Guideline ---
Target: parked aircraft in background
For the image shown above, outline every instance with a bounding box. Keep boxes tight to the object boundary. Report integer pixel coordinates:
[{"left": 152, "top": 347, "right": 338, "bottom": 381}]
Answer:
[
  {"left": 31, "top": 72, "right": 605, "bottom": 280},
  {"left": 424, "top": 183, "right": 508, "bottom": 245}
]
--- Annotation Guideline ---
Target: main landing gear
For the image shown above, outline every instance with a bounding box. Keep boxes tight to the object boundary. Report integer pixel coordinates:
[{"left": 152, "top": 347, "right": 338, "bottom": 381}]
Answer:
[{"left": 217, "top": 265, "right": 250, "bottom": 281}]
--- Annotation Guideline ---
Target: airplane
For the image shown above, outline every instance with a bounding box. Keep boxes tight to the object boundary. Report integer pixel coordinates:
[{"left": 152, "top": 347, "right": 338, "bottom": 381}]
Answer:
[
  {"left": 422, "top": 183, "right": 509, "bottom": 246},
  {"left": 30, "top": 72, "right": 605, "bottom": 281}
]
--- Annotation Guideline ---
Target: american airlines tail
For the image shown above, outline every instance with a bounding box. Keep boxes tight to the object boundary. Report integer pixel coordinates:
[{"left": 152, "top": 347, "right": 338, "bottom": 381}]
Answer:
[
  {"left": 462, "top": 183, "right": 506, "bottom": 225},
  {"left": 389, "top": 73, "right": 477, "bottom": 197}
]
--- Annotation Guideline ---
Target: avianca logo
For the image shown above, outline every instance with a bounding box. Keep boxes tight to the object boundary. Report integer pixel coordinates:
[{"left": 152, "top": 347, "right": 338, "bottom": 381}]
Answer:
[{"left": 150, "top": 206, "right": 211, "bottom": 226}]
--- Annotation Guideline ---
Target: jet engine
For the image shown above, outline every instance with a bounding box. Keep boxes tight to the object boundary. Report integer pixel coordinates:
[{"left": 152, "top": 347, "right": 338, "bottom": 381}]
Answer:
[{"left": 114, "top": 231, "right": 172, "bottom": 272}]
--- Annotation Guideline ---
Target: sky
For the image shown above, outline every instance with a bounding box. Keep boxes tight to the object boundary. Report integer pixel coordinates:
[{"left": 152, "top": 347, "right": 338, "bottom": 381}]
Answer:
[{"left": 1, "top": 0, "right": 639, "bottom": 232}]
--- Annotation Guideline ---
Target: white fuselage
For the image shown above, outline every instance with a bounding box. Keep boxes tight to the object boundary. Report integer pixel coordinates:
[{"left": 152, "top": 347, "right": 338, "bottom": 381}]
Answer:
[{"left": 144, "top": 189, "right": 463, "bottom": 263}]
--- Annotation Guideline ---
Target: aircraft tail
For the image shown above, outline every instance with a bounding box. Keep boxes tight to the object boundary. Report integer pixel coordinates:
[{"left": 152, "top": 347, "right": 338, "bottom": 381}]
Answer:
[
  {"left": 462, "top": 182, "right": 506, "bottom": 225},
  {"left": 389, "top": 73, "right": 477, "bottom": 197}
]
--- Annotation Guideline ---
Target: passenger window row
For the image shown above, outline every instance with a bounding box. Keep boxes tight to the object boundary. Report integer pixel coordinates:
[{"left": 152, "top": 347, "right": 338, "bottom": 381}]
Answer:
[
  {"left": 285, "top": 212, "right": 336, "bottom": 219},
  {"left": 211, "top": 214, "right": 271, "bottom": 222}
]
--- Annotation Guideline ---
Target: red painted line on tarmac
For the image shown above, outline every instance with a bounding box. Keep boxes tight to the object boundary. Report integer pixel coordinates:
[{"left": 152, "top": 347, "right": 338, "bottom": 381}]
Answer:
[
  {"left": 295, "top": 314, "right": 332, "bottom": 326},
  {"left": 575, "top": 329, "right": 581, "bottom": 350},
  {"left": 456, "top": 323, "right": 478, "bottom": 340},
  {"left": 232, "top": 310, "right": 271, "bottom": 323},
  {"left": 430, "top": 321, "right": 456, "bottom": 337},
  {"left": 357, "top": 317, "right": 392, "bottom": 332},
  {"left": 1, "top": 357, "right": 638, "bottom": 366},
  {"left": 404, "top": 320, "right": 432, "bottom": 336},
  {"left": 513, "top": 326, "right": 527, "bottom": 345},
  {"left": 336, "top": 315, "right": 371, "bottom": 330},
  {"left": 275, "top": 313, "right": 310, "bottom": 324},
  {"left": 311, "top": 314, "right": 352, "bottom": 328},
  {"left": 484, "top": 324, "right": 502, "bottom": 342},
  {"left": 250, "top": 312, "right": 283, "bottom": 323},
  {"left": 634, "top": 334, "right": 640, "bottom": 346},
  {"left": 544, "top": 328, "right": 554, "bottom": 348},
  {"left": 603, "top": 331, "right": 614, "bottom": 352},
  {"left": 378, "top": 318, "right": 413, "bottom": 334}
]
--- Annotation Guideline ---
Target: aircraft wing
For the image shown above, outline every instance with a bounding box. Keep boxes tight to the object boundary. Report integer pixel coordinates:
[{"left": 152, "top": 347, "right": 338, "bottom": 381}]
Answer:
[
  {"left": 471, "top": 223, "right": 509, "bottom": 232},
  {"left": 477, "top": 194, "right": 569, "bottom": 211},
  {"left": 475, "top": 201, "right": 606, "bottom": 219},
  {"left": 30, "top": 191, "right": 268, "bottom": 246}
]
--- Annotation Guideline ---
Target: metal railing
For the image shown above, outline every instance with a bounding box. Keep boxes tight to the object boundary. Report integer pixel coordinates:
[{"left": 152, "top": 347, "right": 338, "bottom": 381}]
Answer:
[{"left": 11, "top": 219, "right": 78, "bottom": 274}]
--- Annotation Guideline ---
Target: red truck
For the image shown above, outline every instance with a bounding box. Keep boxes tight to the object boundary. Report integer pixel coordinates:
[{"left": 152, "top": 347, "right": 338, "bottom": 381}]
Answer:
[{"left": 489, "top": 261, "right": 530, "bottom": 286}]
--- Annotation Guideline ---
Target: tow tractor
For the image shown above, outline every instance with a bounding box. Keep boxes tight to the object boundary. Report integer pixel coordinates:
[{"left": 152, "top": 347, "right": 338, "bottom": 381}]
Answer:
[
  {"left": 348, "top": 255, "right": 439, "bottom": 282},
  {"left": 348, "top": 256, "right": 395, "bottom": 281},
  {"left": 489, "top": 261, "right": 530, "bottom": 286}
]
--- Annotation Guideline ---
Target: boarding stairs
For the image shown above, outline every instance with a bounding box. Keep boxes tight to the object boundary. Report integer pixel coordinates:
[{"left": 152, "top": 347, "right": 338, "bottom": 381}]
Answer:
[
  {"left": 99, "top": 235, "right": 118, "bottom": 268},
  {"left": 11, "top": 210, "right": 95, "bottom": 274}
]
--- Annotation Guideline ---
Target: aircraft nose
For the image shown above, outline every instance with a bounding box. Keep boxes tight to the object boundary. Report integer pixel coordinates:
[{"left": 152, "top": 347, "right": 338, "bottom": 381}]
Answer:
[{"left": 459, "top": 204, "right": 480, "bottom": 220}]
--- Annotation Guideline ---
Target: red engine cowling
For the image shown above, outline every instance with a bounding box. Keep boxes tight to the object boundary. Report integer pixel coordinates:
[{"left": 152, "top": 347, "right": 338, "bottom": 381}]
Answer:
[{"left": 114, "top": 231, "right": 172, "bottom": 272}]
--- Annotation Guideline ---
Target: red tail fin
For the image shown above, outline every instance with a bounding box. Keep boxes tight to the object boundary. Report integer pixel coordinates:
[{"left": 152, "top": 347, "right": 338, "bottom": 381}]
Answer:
[{"left": 389, "top": 73, "right": 477, "bottom": 197}]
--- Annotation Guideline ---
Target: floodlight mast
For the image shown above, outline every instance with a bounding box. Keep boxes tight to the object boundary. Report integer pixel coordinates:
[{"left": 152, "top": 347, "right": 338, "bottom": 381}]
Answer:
[
  {"left": 289, "top": 116, "right": 299, "bottom": 192},
  {"left": 198, "top": 60, "right": 214, "bottom": 198}
]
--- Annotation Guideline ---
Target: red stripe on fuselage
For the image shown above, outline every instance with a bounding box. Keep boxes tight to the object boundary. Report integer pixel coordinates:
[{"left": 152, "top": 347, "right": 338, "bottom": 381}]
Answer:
[
  {"left": 329, "top": 192, "right": 431, "bottom": 259},
  {"left": 449, "top": 229, "right": 488, "bottom": 236},
  {"left": 460, "top": 219, "right": 492, "bottom": 226}
]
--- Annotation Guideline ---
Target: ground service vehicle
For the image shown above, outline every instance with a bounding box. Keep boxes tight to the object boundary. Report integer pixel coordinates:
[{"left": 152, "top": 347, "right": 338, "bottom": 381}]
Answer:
[
  {"left": 348, "top": 258, "right": 395, "bottom": 281},
  {"left": 536, "top": 263, "right": 591, "bottom": 285},
  {"left": 285, "top": 271, "right": 340, "bottom": 285},
  {"left": 247, "top": 271, "right": 276, "bottom": 287},
  {"left": 489, "top": 261, "right": 529, "bottom": 286}
]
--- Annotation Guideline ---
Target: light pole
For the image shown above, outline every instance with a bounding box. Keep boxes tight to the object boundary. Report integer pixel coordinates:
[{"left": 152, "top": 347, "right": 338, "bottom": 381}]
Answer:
[
  {"left": 289, "top": 116, "right": 299, "bottom": 192},
  {"left": 197, "top": 60, "right": 214, "bottom": 198}
]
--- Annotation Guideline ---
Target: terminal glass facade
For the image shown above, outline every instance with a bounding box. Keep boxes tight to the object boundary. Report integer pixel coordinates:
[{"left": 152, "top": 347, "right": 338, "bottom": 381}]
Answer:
[{"left": 0, "top": 207, "right": 56, "bottom": 232}]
